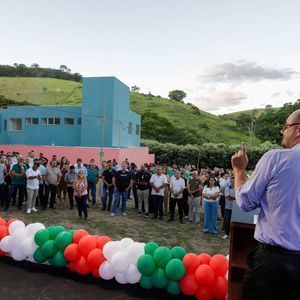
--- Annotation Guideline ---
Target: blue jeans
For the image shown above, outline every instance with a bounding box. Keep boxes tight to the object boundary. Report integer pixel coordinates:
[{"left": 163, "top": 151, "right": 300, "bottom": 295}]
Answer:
[
  {"left": 103, "top": 186, "right": 114, "bottom": 210},
  {"left": 6, "top": 184, "right": 25, "bottom": 210},
  {"left": 219, "top": 194, "right": 225, "bottom": 217},
  {"left": 225, "top": 208, "right": 232, "bottom": 236},
  {"left": 153, "top": 195, "right": 164, "bottom": 218},
  {"left": 87, "top": 183, "right": 96, "bottom": 204},
  {"left": 112, "top": 190, "right": 128, "bottom": 214},
  {"left": 204, "top": 200, "right": 219, "bottom": 234}
]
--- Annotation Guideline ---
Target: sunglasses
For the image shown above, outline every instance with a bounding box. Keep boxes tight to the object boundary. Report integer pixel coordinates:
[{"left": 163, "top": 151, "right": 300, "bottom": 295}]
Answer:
[{"left": 281, "top": 123, "right": 300, "bottom": 132}]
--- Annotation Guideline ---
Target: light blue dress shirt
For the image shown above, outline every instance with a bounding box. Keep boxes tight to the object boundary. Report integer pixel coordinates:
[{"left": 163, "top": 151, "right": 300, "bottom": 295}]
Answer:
[{"left": 236, "top": 143, "right": 300, "bottom": 251}]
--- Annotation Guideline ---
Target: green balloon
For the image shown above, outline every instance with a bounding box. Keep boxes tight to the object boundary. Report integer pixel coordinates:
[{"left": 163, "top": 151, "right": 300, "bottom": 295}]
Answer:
[
  {"left": 34, "top": 229, "right": 51, "bottom": 247},
  {"left": 50, "top": 226, "right": 66, "bottom": 240},
  {"left": 137, "top": 254, "right": 156, "bottom": 276},
  {"left": 153, "top": 247, "right": 172, "bottom": 268},
  {"left": 139, "top": 275, "right": 153, "bottom": 290},
  {"left": 55, "top": 231, "right": 73, "bottom": 250},
  {"left": 53, "top": 250, "right": 68, "bottom": 268},
  {"left": 33, "top": 247, "right": 47, "bottom": 263},
  {"left": 144, "top": 242, "right": 159, "bottom": 256},
  {"left": 165, "top": 259, "right": 186, "bottom": 281},
  {"left": 47, "top": 226, "right": 55, "bottom": 234},
  {"left": 48, "top": 257, "right": 55, "bottom": 265},
  {"left": 69, "top": 229, "right": 76, "bottom": 236},
  {"left": 150, "top": 268, "right": 169, "bottom": 289},
  {"left": 166, "top": 280, "right": 181, "bottom": 296},
  {"left": 41, "top": 240, "right": 58, "bottom": 258},
  {"left": 171, "top": 246, "right": 187, "bottom": 260}
]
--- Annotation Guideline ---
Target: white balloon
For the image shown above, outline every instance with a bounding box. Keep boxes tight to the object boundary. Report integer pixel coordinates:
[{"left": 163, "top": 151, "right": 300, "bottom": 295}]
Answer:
[
  {"left": 226, "top": 254, "right": 229, "bottom": 260},
  {"left": 26, "top": 223, "right": 45, "bottom": 237},
  {"left": 124, "top": 263, "right": 142, "bottom": 284},
  {"left": 11, "top": 228, "right": 28, "bottom": 248},
  {"left": 99, "top": 261, "right": 117, "bottom": 280},
  {"left": 11, "top": 246, "right": 27, "bottom": 261},
  {"left": 103, "top": 241, "right": 121, "bottom": 260},
  {"left": 0, "top": 235, "right": 12, "bottom": 253},
  {"left": 126, "top": 242, "right": 145, "bottom": 264},
  {"left": 111, "top": 251, "right": 130, "bottom": 273},
  {"left": 115, "top": 272, "right": 128, "bottom": 284},
  {"left": 120, "top": 238, "right": 134, "bottom": 250},
  {"left": 20, "top": 237, "right": 37, "bottom": 256},
  {"left": 9, "top": 220, "right": 25, "bottom": 235}
]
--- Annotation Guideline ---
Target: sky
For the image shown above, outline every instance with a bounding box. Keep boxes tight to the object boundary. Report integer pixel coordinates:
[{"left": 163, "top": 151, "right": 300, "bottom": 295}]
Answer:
[{"left": 1, "top": 0, "right": 300, "bottom": 115}]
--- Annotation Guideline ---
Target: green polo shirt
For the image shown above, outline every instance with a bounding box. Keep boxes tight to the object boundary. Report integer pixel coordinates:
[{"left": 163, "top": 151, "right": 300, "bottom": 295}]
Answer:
[
  {"left": 87, "top": 169, "right": 99, "bottom": 183},
  {"left": 167, "top": 171, "right": 174, "bottom": 177},
  {"left": 11, "top": 164, "right": 28, "bottom": 185},
  {"left": 188, "top": 178, "right": 202, "bottom": 197}
]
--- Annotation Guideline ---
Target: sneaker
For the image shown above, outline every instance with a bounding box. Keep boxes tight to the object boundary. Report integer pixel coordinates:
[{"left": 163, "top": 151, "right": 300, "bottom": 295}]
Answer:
[
  {"left": 196, "top": 222, "right": 200, "bottom": 226},
  {"left": 186, "top": 220, "right": 192, "bottom": 224},
  {"left": 26, "top": 209, "right": 31, "bottom": 214},
  {"left": 31, "top": 207, "right": 38, "bottom": 212},
  {"left": 137, "top": 211, "right": 142, "bottom": 216},
  {"left": 144, "top": 213, "right": 149, "bottom": 218},
  {"left": 222, "top": 234, "right": 229, "bottom": 239},
  {"left": 122, "top": 212, "right": 127, "bottom": 216},
  {"left": 111, "top": 212, "right": 115, "bottom": 216}
]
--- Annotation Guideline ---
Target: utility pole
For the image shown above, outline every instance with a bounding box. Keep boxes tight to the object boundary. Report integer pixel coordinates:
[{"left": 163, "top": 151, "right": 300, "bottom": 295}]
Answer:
[
  {"left": 197, "top": 136, "right": 203, "bottom": 171},
  {"left": 100, "top": 93, "right": 106, "bottom": 172}
]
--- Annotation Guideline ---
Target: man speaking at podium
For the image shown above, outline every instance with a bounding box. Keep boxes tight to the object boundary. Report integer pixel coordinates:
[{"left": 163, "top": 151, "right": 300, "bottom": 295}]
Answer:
[{"left": 231, "top": 109, "right": 300, "bottom": 299}]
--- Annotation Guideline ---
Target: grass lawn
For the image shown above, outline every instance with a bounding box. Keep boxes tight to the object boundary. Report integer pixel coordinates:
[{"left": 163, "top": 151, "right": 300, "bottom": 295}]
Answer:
[{"left": 1, "top": 193, "right": 230, "bottom": 257}]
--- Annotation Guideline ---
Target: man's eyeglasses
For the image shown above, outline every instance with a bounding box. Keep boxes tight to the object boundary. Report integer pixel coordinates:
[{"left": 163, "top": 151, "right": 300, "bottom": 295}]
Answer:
[{"left": 281, "top": 123, "right": 300, "bottom": 132}]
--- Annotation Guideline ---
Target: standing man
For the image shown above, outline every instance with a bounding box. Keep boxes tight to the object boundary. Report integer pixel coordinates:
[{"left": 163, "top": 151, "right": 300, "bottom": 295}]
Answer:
[
  {"left": 135, "top": 165, "right": 151, "bottom": 217},
  {"left": 102, "top": 162, "right": 116, "bottom": 211},
  {"left": 37, "top": 158, "right": 45, "bottom": 206},
  {"left": 74, "top": 158, "right": 88, "bottom": 177},
  {"left": 25, "top": 162, "right": 41, "bottom": 213},
  {"left": 186, "top": 171, "right": 202, "bottom": 225},
  {"left": 87, "top": 163, "right": 99, "bottom": 205},
  {"left": 5, "top": 156, "right": 27, "bottom": 211},
  {"left": 150, "top": 165, "right": 168, "bottom": 220},
  {"left": 42, "top": 160, "right": 62, "bottom": 209},
  {"left": 64, "top": 165, "right": 77, "bottom": 209},
  {"left": 222, "top": 176, "right": 235, "bottom": 239},
  {"left": 168, "top": 170, "right": 186, "bottom": 224},
  {"left": 0, "top": 159, "right": 7, "bottom": 210},
  {"left": 111, "top": 162, "right": 133, "bottom": 216},
  {"left": 231, "top": 109, "right": 300, "bottom": 299}
]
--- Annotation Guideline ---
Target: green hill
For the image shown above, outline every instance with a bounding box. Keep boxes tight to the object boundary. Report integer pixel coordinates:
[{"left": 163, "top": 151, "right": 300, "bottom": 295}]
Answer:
[{"left": 0, "top": 77, "right": 259, "bottom": 146}]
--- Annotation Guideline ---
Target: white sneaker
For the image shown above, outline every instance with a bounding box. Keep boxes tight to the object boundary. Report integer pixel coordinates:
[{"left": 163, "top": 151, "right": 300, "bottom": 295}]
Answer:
[
  {"left": 32, "top": 207, "right": 38, "bottom": 212},
  {"left": 110, "top": 212, "right": 115, "bottom": 216},
  {"left": 26, "top": 209, "right": 31, "bottom": 214},
  {"left": 222, "top": 234, "right": 229, "bottom": 239},
  {"left": 122, "top": 212, "right": 126, "bottom": 216}
]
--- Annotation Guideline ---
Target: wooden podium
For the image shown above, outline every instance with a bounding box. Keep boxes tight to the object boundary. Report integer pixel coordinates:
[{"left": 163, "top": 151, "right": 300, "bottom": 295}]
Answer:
[{"left": 228, "top": 221, "right": 256, "bottom": 300}]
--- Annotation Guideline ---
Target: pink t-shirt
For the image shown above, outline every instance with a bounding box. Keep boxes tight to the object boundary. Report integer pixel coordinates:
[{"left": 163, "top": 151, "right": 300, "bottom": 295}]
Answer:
[{"left": 74, "top": 181, "right": 88, "bottom": 196}]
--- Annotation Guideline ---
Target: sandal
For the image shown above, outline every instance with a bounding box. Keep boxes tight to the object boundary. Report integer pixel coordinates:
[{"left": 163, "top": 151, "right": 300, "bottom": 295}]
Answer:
[
  {"left": 77, "top": 216, "right": 81, "bottom": 219},
  {"left": 85, "top": 217, "right": 89, "bottom": 221}
]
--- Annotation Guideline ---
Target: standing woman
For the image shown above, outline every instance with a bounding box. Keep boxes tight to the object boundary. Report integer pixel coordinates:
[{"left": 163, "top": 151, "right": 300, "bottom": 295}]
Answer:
[
  {"left": 162, "top": 166, "right": 171, "bottom": 215},
  {"left": 58, "top": 156, "right": 68, "bottom": 206},
  {"left": 202, "top": 176, "right": 220, "bottom": 235},
  {"left": 73, "top": 171, "right": 88, "bottom": 220}
]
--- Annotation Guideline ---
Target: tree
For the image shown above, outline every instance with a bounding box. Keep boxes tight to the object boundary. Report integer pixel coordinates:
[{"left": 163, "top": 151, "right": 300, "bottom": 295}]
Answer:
[
  {"left": 168, "top": 90, "right": 187, "bottom": 103},
  {"left": 60, "top": 65, "right": 68, "bottom": 72},
  {"left": 131, "top": 85, "right": 140, "bottom": 93}
]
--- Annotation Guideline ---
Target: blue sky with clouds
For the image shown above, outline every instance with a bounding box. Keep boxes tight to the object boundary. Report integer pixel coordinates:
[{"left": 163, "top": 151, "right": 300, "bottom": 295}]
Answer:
[{"left": 1, "top": 0, "right": 300, "bottom": 114}]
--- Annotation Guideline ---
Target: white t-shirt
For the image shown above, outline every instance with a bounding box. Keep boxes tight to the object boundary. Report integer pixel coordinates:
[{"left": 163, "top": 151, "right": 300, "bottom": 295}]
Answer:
[
  {"left": 203, "top": 186, "right": 220, "bottom": 202},
  {"left": 26, "top": 168, "right": 41, "bottom": 190},
  {"left": 170, "top": 177, "right": 185, "bottom": 199},
  {"left": 150, "top": 173, "right": 168, "bottom": 196}
]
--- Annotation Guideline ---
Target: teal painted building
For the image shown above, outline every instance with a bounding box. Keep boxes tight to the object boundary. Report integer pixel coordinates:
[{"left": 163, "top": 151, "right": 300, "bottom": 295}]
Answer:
[{"left": 0, "top": 77, "right": 141, "bottom": 148}]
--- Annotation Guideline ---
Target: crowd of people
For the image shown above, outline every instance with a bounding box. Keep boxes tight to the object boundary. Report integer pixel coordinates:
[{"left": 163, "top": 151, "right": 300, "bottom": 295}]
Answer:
[{"left": 0, "top": 150, "right": 251, "bottom": 237}]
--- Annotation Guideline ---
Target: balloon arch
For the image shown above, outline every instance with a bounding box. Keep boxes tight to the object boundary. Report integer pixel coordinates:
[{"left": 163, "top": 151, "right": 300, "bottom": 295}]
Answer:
[{"left": 0, "top": 217, "right": 229, "bottom": 300}]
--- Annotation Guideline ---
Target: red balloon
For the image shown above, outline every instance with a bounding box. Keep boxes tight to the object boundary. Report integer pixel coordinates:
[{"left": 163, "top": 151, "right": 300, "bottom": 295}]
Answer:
[
  {"left": 96, "top": 236, "right": 111, "bottom": 250},
  {"left": 0, "top": 217, "right": 6, "bottom": 226},
  {"left": 195, "top": 285, "right": 214, "bottom": 300},
  {"left": 68, "top": 261, "right": 77, "bottom": 272},
  {"left": 210, "top": 254, "right": 229, "bottom": 277},
  {"left": 182, "top": 253, "right": 200, "bottom": 273},
  {"left": 210, "top": 276, "right": 228, "bottom": 299},
  {"left": 0, "top": 249, "right": 7, "bottom": 256},
  {"left": 91, "top": 267, "right": 101, "bottom": 278},
  {"left": 78, "top": 235, "right": 97, "bottom": 256},
  {"left": 6, "top": 219, "right": 19, "bottom": 227},
  {"left": 76, "top": 256, "right": 91, "bottom": 275},
  {"left": 179, "top": 273, "right": 199, "bottom": 296},
  {"left": 199, "top": 253, "right": 211, "bottom": 265},
  {"left": 72, "top": 229, "right": 89, "bottom": 244},
  {"left": 0, "top": 225, "right": 9, "bottom": 241},
  {"left": 87, "top": 248, "right": 106, "bottom": 268},
  {"left": 64, "top": 243, "right": 81, "bottom": 262},
  {"left": 195, "top": 264, "right": 215, "bottom": 286}
]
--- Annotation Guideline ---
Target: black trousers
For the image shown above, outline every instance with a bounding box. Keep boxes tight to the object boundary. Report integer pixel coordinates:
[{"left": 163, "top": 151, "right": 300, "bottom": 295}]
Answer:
[
  {"left": 169, "top": 197, "right": 183, "bottom": 220},
  {"left": 67, "top": 186, "right": 74, "bottom": 208},
  {"left": 44, "top": 184, "right": 57, "bottom": 208},
  {"left": 242, "top": 242, "right": 300, "bottom": 300}
]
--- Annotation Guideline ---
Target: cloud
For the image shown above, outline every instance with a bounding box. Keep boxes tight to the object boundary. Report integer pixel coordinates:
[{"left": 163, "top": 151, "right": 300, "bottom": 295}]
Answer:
[
  {"left": 192, "top": 90, "right": 247, "bottom": 111},
  {"left": 199, "top": 60, "right": 299, "bottom": 86}
]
